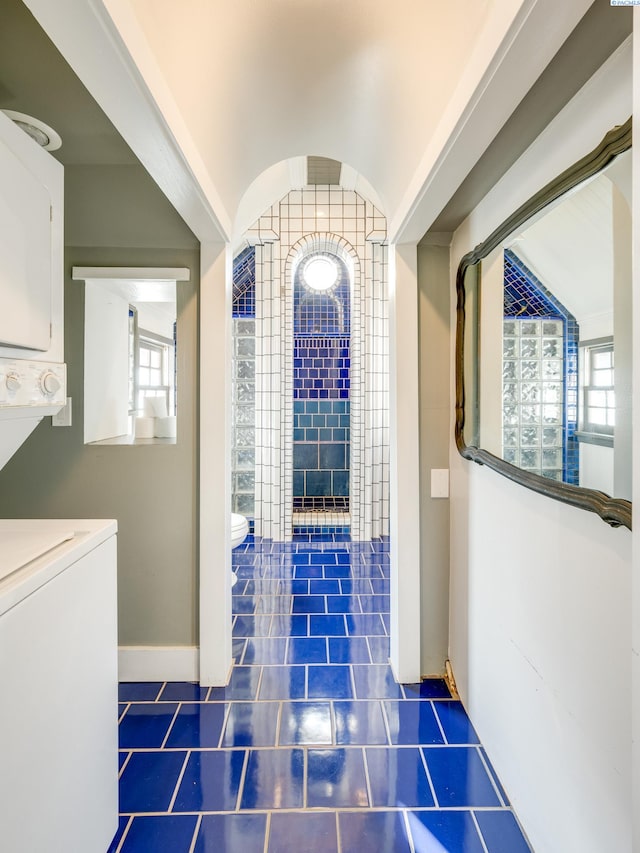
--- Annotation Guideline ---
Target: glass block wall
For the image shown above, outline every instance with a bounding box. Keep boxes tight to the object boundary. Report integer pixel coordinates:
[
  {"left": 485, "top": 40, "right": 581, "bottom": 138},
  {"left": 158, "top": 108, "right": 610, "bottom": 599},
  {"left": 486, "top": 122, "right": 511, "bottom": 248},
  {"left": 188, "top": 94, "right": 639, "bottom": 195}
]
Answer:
[
  {"left": 503, "top": 249, "right": 579, "bottom": 484},
  {"left": 232, "top": 248, "right": 256, "bottom": 516}
]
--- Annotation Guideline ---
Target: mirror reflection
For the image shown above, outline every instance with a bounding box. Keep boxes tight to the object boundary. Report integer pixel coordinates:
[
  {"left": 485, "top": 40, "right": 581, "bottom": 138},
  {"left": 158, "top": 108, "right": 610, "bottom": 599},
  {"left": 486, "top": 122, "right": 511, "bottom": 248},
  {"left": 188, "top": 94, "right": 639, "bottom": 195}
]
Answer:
[
  {"left": 464, "top": 147, "right": 631, "bottom": 502},
  {"left": 83, "top": 278, "right": 177, "bottom": 445}
]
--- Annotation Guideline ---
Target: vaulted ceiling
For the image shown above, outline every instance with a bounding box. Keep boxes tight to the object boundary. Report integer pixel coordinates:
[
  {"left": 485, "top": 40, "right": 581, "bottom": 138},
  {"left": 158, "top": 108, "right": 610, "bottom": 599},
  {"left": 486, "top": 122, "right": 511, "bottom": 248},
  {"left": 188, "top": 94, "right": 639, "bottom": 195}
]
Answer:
[{"left": 11, "top": 0, "right": 627, "bottom": 244}]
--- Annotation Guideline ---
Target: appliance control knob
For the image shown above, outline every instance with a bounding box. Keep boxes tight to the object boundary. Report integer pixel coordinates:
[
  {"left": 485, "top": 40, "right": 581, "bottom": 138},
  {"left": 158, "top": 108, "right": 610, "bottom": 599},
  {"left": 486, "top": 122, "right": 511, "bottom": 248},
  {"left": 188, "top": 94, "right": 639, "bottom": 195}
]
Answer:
[
  {"left": 41, "top": 371, "right": 61, "bottom": 395},
  {"left": 6, "top": 372, "right": 21, "bottom": 393}
]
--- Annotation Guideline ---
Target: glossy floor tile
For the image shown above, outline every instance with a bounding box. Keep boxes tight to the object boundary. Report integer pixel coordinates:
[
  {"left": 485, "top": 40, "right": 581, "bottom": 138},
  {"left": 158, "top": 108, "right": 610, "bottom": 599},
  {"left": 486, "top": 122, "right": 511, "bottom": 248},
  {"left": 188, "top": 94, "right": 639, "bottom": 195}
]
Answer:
[{"left": 111, "top": 534, "right": 532, "bottom": 852}]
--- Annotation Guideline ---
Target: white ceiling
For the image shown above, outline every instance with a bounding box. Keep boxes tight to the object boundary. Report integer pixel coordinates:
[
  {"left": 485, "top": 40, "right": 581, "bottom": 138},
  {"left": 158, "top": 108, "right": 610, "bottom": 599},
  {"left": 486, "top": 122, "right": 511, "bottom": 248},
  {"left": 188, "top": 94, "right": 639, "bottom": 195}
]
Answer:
[{"left": 23, "top": 0, "right": 595, "bottom": 243}]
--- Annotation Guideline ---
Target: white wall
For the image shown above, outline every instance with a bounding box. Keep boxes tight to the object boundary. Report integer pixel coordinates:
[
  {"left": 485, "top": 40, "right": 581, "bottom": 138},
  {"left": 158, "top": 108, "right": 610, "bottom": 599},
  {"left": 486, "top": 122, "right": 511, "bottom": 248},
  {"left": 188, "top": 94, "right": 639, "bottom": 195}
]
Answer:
[
  {"left": 449, "top": 40, "right": 632, "bottom": 853},
  {"left": 84, "top": 285, "right": 130, "bottom": 443}
]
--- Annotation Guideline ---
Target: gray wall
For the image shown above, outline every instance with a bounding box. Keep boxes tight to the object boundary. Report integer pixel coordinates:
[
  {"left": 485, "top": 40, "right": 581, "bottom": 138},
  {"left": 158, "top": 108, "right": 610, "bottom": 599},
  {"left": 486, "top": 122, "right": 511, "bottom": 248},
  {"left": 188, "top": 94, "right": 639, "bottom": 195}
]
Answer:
[
  {"left": 0, "top": 163, "right": 200, "bottom": 647},
  {"left": 417, "top": 239, "right": 451, "bottom": 675}
]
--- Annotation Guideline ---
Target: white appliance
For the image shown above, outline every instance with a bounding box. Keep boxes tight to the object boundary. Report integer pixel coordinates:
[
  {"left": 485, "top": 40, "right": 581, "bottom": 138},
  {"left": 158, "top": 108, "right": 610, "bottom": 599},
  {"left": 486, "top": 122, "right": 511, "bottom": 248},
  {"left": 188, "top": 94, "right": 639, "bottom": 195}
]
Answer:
[
  {"left": 0, "top": 109, "right": 66, "bottom": 470},
  {"left": 0, "top": 519, "right": 118, "bottom": 852}
]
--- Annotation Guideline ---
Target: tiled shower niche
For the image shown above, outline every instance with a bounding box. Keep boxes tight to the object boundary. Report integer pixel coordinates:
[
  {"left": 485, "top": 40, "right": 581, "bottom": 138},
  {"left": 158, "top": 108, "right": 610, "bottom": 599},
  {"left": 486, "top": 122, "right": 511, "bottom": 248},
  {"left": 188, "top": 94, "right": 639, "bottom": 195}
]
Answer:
[{"left": 503, "top": 249, "right": 578, "bottom": 484}]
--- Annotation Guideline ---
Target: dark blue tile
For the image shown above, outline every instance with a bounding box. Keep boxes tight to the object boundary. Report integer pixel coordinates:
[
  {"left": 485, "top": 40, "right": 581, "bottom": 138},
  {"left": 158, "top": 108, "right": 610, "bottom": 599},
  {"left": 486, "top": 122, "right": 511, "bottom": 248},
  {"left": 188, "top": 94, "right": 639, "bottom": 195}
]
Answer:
[
  {"left": 118, "top": 682, "right": 162, "bottom": 702},
  {"left": 327, "top": 594, "right": 361, "bottom": 613},
  {"left": 433, "top": 700, "right": 480, "bottom": 744},
  {"left": 423, "top": 747, "right": 501, "bottom": 807},
  {"left": 269, "top": 811, "right": 338, "bottom": 853},
  {"left": 324, "top": 565, "right": 352, "bottom": 579},
  {"left": 259, "top": 665, "right": 306, "bottom": 699},
  {"left": 402, "top": 678, "right": 451, "bottom": 699},
  {"left": 311, "top": 552, "right": 337, "bottom": 565},
  {"left": 475, "top": 810, "right": 532, "bottom": 853},
  {"left": 165, "top": 702, "right": 226, "bottom": 748},
  {"left": 352, "top": 665, "right": 403, "bottom": 699},
  {"left": 233, "top": 638, "right": 247, "bottom": 659},
  {"left": 240, "top": 749, "right": 304, "bottom": 809},
  {"left": 282, "top": 579, "right": 309, "bottom": 595},
  {"left": 118, "top": 703, "right": 127, "bottom": 720},
  {"left": 306, "top": 470, "right": 331, "bottom": 496},
  {"left": 293, "top": 595, "right": 326, "bottom": 613},
  {"left": 339, "top": 811, "right": 411, "bottom": 853},
  {"left": 308, "top": 664, "right": 353, "bottom": 698},
  {"left": 174, "top": 750, "right": 246, "bottom": 811},
  {"left": 222, "top": 701, "right": 279, "bottom": 746},
  {"left": 208, "top": 666, "right": 261, "bottom": 700},
  {"left": 270, "top": 614, "right": 308, "bottom": 636},
  {"left": 366, "top": 747, "right": 434, "bottom": 807},
  {"left": 329, "top": 636, "right": 370, "bottom": 663},
  {"left": 294, "top": 565, "right": 324, "bottom": 578},
  {"left": 195, "top": 813, "right": 267, "bottom": 853},
  {"left": 119, "top": 703, "right": 178, "bottom": 749},
  {"left": 334, "top": 700, "right": 388, "bottom": 745},
  {"left": 120, "top": 815, "right": 197, "bottom": 853},
  {"left": 333, "top": 470, "right": 349, "bottom": 496},
  {"left": 158, "top": 682, "right": 209, "bottom": 702},
  {"left": 307, "top": 748, "right": 368, "bottom": 807},
  {"left": 242, "top": 638, "right": 287, "bottom": 665},
  {"left": 384, "top": 700, "right": 445, "bottom": 745},
  {"left": 367, "top": 636, "right": 390, "bottom": 664},
  {"left": 309, "top": 579, "right": 340, "bottom": 595},
  {"left": 406, "top": 811, "right": 485, "bottom": 853},
  {"left": 119, "top": 751, "right": 187, "bottom": 812},
  {"left": 279, "top": 701, "right": 332, "bottom": 745},
  {"left": 310, "top": 614, "right": 346, "bottom": 636},
  {"left": 119, "top": 751, "right": 129, "bottom": 771},
  {"left": 287, "top": 637, "right": 327, "bottom": 664},
  {"left": 107, "top": 816, "right": 129, "bottom": 853}
]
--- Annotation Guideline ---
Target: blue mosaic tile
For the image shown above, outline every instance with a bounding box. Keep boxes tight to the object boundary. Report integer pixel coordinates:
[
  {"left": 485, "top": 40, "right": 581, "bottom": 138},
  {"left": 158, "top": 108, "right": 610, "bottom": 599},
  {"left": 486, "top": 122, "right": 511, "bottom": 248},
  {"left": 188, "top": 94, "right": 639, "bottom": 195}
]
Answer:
[
  {"left": 119, "top": 751, "right": 186, "bottom": 812},
  {"left": 279, "top": 701, "right": 332, "bottom": 745},
  {"left": 366, "top": 746, "right": 434, "bottom": 807},
  {"left": 433, "top": 700, "right": 481, "bottom": 744},
  {"left": 334, "top": 700, "right": 388, "bottom": 745},
  {"left": 424, "top": 746, "right": 501, "bottom": 807},
  {"left": 118, "top": 703, "right": 178, "bottom": 749},
  {"left": 258, "top": 665, "right": 306, "bottom": 700},
  {"left": 165, "top": 702, "right": 226, "bottom": 749},
  {"left": 475, "top": 810, "right": 532, "bottom": 852},
  {"left": 384, "top": 700, "right": 445, "bottom": 745},
  {"left": 221, "top": 701, "right": 279, "bottom": 747},
  {"left": 118, "top": 682, "right": 162, "bottom": 702}
]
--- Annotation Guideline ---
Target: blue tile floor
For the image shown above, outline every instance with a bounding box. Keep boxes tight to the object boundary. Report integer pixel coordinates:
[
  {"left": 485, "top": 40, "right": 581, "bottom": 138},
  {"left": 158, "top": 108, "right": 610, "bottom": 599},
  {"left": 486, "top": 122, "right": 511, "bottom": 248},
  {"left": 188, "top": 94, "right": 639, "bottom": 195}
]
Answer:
[{"left": 110, "top": 534, "right": 532, "bottom": 852}]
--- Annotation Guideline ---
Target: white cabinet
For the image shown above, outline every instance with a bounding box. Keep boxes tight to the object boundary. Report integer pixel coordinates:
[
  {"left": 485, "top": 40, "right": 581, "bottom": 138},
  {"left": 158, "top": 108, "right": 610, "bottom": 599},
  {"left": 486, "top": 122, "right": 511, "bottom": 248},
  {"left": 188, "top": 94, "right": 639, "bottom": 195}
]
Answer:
[{"left": 0, "top": 521, "right": 118, "bottom": 853}]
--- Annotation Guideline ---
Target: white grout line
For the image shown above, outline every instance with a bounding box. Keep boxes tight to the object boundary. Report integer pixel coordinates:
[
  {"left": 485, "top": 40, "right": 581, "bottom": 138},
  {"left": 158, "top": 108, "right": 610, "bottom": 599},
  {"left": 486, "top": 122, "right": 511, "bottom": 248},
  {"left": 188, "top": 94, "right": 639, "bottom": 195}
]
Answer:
[
  {"left": 402, "top": 809, "right": 417, "bottom": 853},
  {"left": 187, "top": 814, "right": 202, "bottom": 853},
  {"left": 379, "top": 700, "right": 393, "bottom": 746},
  {"left": 167, "top": 750, "right": 191, "bottom": 813},
  {"left": 335, "top": 809, "right": 342, "bottom": 853},
  {"left": 113, "top": 815, "right": 134, "bottom": 853},
  {"left": 160, "top": 702, "right": 182, "bottom": 749},
  {"left": 234, "top": 749, "right": 251, "bottom": 812},
  {"left": 118, "top": 751, "right": 132, "bottom": 780},
  {"left": 430, "top": 701, "right": 449, "bottom": 745},
  {"left": 218, "top": 702, "right": 232, "bottom": 750},
  {"left": 476, "top": 746, "right": 507, "bottom": 807},
  {"left": 471, "top": 810, "right": 491, "bottom": 853},
  {"left": 418, "top": 747, "right": 440, "bottom": 809},
  {"left": 263, "top": 812, "right": 271, "bottom": 853}
]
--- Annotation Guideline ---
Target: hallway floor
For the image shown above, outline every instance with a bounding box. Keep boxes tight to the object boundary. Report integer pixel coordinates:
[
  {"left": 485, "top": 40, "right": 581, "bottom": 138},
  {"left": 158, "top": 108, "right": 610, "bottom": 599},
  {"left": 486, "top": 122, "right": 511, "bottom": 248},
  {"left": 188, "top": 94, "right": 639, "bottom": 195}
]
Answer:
[{"left": 110, "top": 534, "right": 532, "bottom": 852}]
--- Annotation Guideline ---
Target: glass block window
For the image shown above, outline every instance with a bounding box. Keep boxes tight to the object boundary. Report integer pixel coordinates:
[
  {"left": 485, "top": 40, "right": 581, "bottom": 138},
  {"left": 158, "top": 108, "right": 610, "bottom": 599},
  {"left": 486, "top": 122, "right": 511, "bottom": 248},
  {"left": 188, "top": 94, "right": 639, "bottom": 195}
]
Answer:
[
  {"left": 580, "top": 339, "right": 615, "bottom": 438},
  {"left": 232, "top": 248, "right": 257, "bottom": 516},
  {"left": 503, "top": 249, "right": 579, "bottom": 484},
  {"left": 232, "top": 318, "right": 255, "bottom": 516},
  {"left": 294, "top": 252, "right": 350, "bottom": 336}
]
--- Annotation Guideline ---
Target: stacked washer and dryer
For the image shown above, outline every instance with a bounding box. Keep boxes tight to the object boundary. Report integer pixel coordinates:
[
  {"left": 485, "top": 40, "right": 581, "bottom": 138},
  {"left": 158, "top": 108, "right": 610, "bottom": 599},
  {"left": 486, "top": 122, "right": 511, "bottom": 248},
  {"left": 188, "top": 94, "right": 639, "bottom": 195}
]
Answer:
[{"left": 0, "top": 111, "right": 118, "bottom": 851}]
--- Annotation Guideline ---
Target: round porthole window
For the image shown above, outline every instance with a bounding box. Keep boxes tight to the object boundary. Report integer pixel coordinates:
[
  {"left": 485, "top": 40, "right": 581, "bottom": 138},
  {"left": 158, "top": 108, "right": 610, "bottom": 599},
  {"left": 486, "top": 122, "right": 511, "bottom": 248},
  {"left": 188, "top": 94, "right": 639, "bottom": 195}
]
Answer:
[{"left": 303, "top": 255, "right": 339, "bottom": 291}]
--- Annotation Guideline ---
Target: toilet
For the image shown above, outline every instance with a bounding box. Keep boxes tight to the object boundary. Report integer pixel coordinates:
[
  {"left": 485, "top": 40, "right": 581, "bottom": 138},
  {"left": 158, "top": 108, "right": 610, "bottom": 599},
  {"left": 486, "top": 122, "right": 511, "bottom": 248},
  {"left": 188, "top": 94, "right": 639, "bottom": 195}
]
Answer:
[
  {"left": 231, "top": 513, "right": 249, "bottom": 587},
  {"left": 231, "top": 513, "right": 249, "bottom": 549}
]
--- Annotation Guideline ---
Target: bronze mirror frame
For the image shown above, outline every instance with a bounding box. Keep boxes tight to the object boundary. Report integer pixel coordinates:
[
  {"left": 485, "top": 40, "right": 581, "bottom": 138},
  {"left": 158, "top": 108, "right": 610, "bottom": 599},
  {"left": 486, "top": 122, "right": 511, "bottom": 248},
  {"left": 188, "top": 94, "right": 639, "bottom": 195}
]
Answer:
[{"left": 455, "top": 118, "right": 632, "bottom": 530}]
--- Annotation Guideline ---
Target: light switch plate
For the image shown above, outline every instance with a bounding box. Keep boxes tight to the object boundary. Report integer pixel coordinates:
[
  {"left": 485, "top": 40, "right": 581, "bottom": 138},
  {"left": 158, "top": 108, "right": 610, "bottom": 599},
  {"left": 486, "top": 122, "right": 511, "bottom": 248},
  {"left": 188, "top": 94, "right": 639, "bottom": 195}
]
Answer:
[{"left": 431, "top": 468, "right": 449, "bottom": 499}]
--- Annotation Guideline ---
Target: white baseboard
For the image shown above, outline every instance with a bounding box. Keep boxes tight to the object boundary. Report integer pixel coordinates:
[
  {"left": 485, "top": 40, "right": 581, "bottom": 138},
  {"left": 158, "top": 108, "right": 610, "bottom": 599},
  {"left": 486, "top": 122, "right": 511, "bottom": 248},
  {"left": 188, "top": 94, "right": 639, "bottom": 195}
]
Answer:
[{"left": 118, "top": 646, "right": 199, "bottom": 682}]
